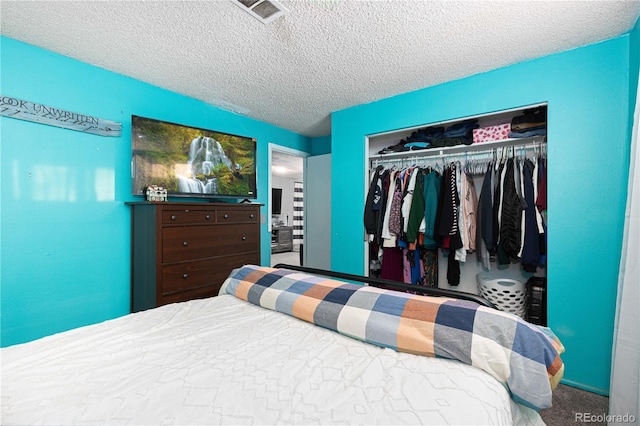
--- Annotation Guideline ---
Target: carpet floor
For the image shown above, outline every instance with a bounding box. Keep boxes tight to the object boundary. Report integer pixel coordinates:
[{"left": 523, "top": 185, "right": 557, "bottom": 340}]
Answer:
[{"left": 539, "top": 384, "right": 609, "bottom": 426}]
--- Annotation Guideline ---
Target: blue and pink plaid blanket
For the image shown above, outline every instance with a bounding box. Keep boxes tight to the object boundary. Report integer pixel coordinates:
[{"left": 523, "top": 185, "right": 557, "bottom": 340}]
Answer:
[{"left": 222, "top": 265, "right": 564, "bottom": 410}]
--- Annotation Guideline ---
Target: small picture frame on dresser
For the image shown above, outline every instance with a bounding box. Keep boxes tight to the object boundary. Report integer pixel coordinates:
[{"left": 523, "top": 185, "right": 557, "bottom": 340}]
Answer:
[{"left": 144, "top": 185, "right": 168, "bottom": 202}]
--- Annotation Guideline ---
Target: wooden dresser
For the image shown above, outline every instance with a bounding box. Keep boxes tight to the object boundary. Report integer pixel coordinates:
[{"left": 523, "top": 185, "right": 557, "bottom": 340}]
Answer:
[{"left": 128, "top": 202, "right": 261, "bottom": 312}]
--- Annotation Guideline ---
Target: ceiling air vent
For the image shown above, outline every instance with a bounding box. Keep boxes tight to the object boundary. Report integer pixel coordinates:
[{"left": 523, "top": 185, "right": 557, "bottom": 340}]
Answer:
[{"left": 232, "top": 0, "right": 288, "bottom": 24}]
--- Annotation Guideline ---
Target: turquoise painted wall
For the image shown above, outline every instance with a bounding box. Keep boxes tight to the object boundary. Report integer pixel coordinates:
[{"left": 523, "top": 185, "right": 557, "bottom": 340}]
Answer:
[
  {"left": 310, "top": 135, "right": 331, "bottom": 155},
  {"left": 331, "top": 35, "right": 633, "bottom": 394},
  {"left": 0, "top": 36, "right": 311, "bottom": 347}
]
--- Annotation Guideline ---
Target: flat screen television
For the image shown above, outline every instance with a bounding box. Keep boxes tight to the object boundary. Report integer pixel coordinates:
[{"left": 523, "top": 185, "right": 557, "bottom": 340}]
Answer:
[
  {"left": 131, "top": 115, "right": 257, "bottom": 200},
  {"left": 272, "top": 188, "right": 282, "bottom": 215}
]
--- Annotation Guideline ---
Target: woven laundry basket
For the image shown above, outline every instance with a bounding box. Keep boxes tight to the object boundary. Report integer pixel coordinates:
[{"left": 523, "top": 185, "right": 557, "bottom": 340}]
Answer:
[{"left": 476, "top": 271, "right": 527, "bottom": 318}]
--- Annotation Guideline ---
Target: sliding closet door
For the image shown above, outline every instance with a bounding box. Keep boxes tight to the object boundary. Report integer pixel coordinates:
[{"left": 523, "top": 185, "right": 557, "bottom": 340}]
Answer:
[{"left": 304, "top": 154, "right": 331, "bottom": 269}]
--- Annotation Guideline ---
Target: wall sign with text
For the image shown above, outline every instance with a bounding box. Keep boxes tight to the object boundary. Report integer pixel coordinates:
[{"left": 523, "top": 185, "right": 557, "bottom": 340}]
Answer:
[{"left": 0, "top": 95, "right": 121, "bottom": 137}]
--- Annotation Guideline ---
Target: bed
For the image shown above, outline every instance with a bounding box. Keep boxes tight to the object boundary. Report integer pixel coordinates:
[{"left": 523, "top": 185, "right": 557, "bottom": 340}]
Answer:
[{"left": 1, "top": 264, "right": 563, "bottom": 425}]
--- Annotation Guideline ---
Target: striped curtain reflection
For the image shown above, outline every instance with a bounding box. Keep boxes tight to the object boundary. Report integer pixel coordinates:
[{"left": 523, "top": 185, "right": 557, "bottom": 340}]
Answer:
[{"left": 293, "top": 181, "right": 304, "bottom": 249}]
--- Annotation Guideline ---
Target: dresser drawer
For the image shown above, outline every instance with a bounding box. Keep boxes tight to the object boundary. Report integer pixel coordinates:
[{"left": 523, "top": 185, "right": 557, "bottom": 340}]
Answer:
[
  {"left": 217, "top": 209, "right": 258, "bottom": 224},
  {"left": 161, "top": 252, "right": 259, "bottom": 294},
  {"left": 162, "top": 224, "right": 259, "bottom": 263},
  {"left": 162, "top": 209, "right": 216, "bottom": 225}
]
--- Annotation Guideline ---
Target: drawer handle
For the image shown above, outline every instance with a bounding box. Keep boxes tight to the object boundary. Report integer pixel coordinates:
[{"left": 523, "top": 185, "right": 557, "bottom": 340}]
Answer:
[
  {"left": 183, "top": 273, "right": 189, "bottom": 279},
  {"left": 242, "top": 236, "right": 246, "bottom": 241},
  {"left": 250, "top": 214, "right": 255, "bottom": 219},
  {"left": 182, "top": 241, "right": 189, "bottom": 247},
  {"left": 224, "top": 214, "right": 229, "bottom": 219},
  {"left": 171, "top": 215, "right": 177, "bottom": 221},
  {"left": 205, "top": 214, "right": 211, "bottom": 220}
]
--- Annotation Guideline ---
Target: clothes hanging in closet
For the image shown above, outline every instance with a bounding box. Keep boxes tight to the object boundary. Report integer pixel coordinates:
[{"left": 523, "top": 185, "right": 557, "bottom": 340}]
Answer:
[
  {"left": 520, "top": 158, "right": 542, "bottom": 272},
  {"left": 365, "top": 163, "right": 478, "bottom": 287},
  {"left": 474, "top": 155, "right": 547, "bottom": 271},
  {"left": 477, "top": 163, "right": 495, "bottom": 269},
  {"left": 436, "top": 163, "right": 465, "bottom": 286},
  {"left": 364, "top": 165, "right": 384, "bottom": 242},
  {"left": 366, "top": 166, "right": 428, "bottom": 286},
  {"left": 498, "top": 158, "right": 523, "bottom": 263},
  {"left": 364, "top": 147, "right": 546, "bottom": 289}
]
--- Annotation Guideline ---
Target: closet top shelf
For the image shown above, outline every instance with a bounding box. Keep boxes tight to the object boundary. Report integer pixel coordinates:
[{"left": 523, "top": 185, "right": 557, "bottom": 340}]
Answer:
[
  {"left": 367, "top": 103, "right": 548, "bottom": 161},
  {"left": 369, "top": 135, "right": 546, "bottom": 161}
]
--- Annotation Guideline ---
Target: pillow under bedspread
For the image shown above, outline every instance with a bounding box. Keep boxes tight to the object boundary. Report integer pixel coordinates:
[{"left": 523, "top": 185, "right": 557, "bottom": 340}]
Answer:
[{"left": 222, "top": 264, "right": 564, "bottom": 411}]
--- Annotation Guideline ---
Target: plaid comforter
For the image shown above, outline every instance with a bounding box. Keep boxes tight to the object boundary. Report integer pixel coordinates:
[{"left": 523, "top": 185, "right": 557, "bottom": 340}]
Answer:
[{"left": 222, "top": 265, "right": 564, "bottom": 410}]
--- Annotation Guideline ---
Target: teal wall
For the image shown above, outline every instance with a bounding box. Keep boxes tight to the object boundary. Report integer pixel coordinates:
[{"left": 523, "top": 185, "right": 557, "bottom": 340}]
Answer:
[
  {"left": 310, "top": 135, "right": 331, "bottom": 155},
  {"left": 331, "top": 35, "right": 634, "bottom": 394},
  {"left": 0, "top": 36, "right": 311, "bottom": 347}
]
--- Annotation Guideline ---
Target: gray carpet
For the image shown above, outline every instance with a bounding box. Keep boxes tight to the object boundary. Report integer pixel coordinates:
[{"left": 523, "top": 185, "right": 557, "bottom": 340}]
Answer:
[{"left": 539, "top": 384, "right": 609, "bottom": 426}]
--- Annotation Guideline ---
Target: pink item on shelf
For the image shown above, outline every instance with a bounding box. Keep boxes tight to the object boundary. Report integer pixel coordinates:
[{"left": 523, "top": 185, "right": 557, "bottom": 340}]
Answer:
[{"left": 472, "top": 123, "right": 511, "bottom": 143}]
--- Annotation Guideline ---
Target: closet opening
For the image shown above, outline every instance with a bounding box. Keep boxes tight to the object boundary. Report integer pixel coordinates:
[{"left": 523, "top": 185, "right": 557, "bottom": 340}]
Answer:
[{"left": 364, "top": 103, "right": 548, "bottom": 325}]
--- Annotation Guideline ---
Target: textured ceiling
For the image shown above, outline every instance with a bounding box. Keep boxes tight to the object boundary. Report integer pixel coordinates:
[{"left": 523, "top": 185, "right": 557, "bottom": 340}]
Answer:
[{"left": 2, "top": 1, "right": 639, "bottom": 137}]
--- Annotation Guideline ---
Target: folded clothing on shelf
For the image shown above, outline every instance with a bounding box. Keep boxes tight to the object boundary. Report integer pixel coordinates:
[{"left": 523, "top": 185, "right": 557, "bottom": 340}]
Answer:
[
  {"left": 377, "top": 126, "right": 443, "bottom": 154},
  {"left": 378, "top": 141, "right": 406, "bottom": 154},
  {"left": 406, "top": 126, "right": 444, "bottom": 143},
  {"left": 509, "top": 127, "right": 547, "bottom": 138},
  {"left": 430, "top": 136, "right": 473, "bottom": 147},
  {"left": 401, "top": 142, "right": 431, "bottom": 151},
  {"left": 443, "top": 119, "right": 479, "bottom": 138},
  {"left": 511, "top": 105, "right": 547, "bottom": 132},
  {"left": 441, "top": 119, "right": 479, "bottom": 145},
  {"left": 472, "top": 123, "right": 511, "bottom": 143},
  {"left": 377, "top": 119, "right": 482, "bottom": 154}
]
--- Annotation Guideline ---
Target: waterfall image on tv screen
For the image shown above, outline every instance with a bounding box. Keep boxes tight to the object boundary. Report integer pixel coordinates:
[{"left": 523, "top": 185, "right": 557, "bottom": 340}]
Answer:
[{"left": 131, "top": 116, "right": 257, "bottom": 199}]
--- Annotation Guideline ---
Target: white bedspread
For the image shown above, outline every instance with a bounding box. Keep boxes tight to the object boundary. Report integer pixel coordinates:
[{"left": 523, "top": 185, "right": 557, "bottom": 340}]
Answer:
[{"left": 1, "top": 295, "right": 543, "bottom": 425}]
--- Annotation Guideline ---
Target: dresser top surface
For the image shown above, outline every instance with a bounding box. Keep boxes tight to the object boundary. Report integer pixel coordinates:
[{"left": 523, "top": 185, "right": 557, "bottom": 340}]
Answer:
[{"left": 126, "top": 201, "right": 262, "bottom": 207}]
